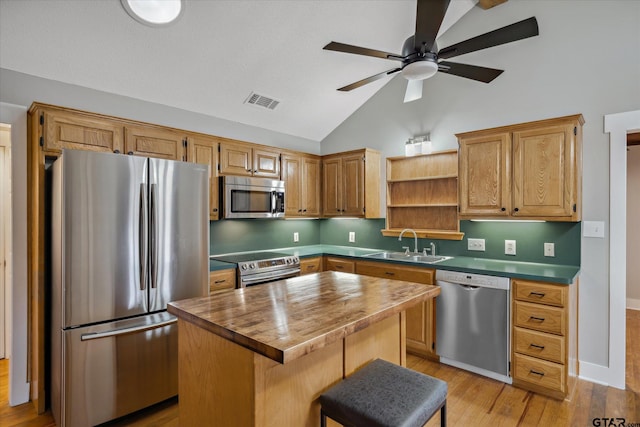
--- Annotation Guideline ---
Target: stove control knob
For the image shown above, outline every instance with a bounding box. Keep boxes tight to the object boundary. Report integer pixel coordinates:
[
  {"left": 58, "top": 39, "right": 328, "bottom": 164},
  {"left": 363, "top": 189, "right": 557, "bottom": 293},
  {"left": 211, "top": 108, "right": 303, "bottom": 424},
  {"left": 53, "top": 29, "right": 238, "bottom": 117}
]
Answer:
[
  {"left": 249, "top": 263, "right": 256, "bottom": 269},
  {"left": 293, "top": 257, "right": 299, "bottom": 263},
  {"left": 286, "top": 258, "right": 292, "bottom": 264},
  {"left": 241, "top": 264, "right": 247, "bottom": 270}
]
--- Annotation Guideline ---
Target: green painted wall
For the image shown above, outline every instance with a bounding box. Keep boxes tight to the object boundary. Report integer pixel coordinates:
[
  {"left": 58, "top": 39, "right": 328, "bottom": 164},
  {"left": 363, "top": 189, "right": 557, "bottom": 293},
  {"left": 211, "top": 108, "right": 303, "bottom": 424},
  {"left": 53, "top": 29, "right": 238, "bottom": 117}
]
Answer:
[
  {"left": 319, "top": 219, "right": 580, "bottom": 266},
  {"left": 210, "top": 218, "right": 580, "bottom": 266}
]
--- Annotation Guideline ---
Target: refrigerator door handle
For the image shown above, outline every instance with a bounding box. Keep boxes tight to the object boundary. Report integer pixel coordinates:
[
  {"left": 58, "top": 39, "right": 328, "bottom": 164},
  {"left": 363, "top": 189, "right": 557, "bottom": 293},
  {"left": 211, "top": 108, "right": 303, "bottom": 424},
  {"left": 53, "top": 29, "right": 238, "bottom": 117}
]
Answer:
[
  {"left": 150, "top": 183, "right": 158, "bottom": 289},
  {"left": 80, "top": 317, "right": 177, "bottom": 341},
  {"left": 139, "top": 183, "right": 148, "bottom": 291}
]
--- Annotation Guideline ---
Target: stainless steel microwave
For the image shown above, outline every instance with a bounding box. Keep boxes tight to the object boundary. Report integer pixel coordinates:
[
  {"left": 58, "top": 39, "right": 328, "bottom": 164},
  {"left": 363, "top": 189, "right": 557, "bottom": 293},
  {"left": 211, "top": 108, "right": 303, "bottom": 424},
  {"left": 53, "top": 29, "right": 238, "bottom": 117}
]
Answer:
[{"left": 222, "top": 176, "right": 285, "bottom": 219}]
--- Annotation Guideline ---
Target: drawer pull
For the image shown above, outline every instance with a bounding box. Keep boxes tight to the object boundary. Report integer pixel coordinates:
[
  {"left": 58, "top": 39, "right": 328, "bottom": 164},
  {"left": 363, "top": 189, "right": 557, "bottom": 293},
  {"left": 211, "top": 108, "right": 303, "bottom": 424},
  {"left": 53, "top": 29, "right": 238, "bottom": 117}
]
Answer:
[
  {"left": 385, "top": 272, "right": 395, "bottom": 276},
  {"left": 529, "top": 369, "right": 545, "bottom": 377},
  {"left": 214, "top": 279, "right": 227, "bottom": 284},
  {"left": 336, "top": 265, "right": 344, "bottom": 269},
  {"left": 306, "top": 265, "right": 314, "bottom": 269},
  {"left": 529, "top": 343, "right": 545, "bottom": 350},
  {"left": 529, "top": 316, "right": 545, "bottom": 322},
  {"left": 529, "top": 291, "right": 546, "bottom": 298}
]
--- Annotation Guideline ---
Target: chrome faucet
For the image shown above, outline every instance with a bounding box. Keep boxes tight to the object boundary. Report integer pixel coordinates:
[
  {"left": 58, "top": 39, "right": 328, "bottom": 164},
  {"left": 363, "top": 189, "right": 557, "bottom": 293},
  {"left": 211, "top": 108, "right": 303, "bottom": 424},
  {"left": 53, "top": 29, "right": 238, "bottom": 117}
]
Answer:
[
  {"left": 398, "top": 228, "right": 418, "bottom": 254},
  {"left": 423, "top": 242, "right": 437, "bottom": 256}
]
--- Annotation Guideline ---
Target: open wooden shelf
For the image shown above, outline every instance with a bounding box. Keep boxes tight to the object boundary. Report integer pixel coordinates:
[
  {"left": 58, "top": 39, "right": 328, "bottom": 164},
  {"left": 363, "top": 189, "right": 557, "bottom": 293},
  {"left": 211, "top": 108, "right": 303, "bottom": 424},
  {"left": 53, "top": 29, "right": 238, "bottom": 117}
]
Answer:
[{"left": 382, "top": 150, "right": 463, "bottom": 241}]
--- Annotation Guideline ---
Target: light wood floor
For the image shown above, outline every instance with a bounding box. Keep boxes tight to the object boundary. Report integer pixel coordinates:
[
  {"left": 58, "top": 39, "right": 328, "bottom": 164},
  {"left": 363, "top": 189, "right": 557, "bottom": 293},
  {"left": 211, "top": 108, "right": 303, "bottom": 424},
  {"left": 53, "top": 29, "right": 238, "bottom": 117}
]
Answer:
[{"left": 2, "top": 310, "right": 639, "bottom": 426}]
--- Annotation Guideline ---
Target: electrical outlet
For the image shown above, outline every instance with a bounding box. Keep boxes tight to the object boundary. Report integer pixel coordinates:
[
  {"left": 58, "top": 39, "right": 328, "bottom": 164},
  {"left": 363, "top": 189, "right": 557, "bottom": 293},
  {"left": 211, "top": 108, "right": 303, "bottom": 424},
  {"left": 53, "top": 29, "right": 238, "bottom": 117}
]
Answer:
[
  {"left": 505, "top": 240, "right": 516, "bottom": 256},
  {"left": 348, "top": 231, "right": 356, "bottom": 243},
  {"left": 544, "top": 242, "right": 555, "bottom": 257},
  {"left": 467, "top": 238, "right": 485, "bottom": 251},
  {"left": 293, "top": 232, "right": 299, "bottom": 243}
]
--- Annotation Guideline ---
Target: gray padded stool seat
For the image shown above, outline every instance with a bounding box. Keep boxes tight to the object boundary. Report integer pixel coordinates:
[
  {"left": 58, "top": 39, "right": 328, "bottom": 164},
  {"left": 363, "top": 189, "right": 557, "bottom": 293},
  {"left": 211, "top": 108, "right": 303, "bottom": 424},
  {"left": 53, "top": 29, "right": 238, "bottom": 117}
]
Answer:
[{"left": 320, "top": 358, "right": 447, "bottom": 427}]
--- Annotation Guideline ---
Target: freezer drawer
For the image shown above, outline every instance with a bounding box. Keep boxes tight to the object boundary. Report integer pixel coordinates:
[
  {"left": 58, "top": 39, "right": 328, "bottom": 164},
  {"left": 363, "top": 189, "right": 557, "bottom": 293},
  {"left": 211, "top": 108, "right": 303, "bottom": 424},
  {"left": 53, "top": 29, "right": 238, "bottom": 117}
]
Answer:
[{"left": 55, "top": 313, "right": 178, "bottom": 427}]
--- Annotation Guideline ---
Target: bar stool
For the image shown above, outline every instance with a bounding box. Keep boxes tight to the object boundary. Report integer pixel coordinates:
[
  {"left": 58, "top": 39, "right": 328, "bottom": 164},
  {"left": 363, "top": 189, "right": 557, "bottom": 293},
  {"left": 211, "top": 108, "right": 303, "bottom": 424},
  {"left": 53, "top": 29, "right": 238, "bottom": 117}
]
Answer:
[{"left": 320, "top": 358, "right": 447, "bottom": 427}]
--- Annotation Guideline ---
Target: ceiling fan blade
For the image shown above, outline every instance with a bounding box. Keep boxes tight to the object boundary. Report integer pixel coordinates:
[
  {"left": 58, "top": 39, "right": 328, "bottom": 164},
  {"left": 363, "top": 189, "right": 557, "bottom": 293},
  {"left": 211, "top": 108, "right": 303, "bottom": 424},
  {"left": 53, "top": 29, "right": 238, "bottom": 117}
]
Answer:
[
  {"left": 414, "top": 0, "right": 451, "bottom": 53},
  {"left": 438, "top": 61, "right": 504, "bottom": 83},
  {"left": 337, "top": 68, "right": 402, "bottom": 91},
  {"left": 438, "top": 17, "right": 539, "bottom": 60},
  {"left": 404, "top": 79, "right": 424, "bottom": 103},
  {"left": 324, "top": 41, "right": 403, "bottom": 60}
]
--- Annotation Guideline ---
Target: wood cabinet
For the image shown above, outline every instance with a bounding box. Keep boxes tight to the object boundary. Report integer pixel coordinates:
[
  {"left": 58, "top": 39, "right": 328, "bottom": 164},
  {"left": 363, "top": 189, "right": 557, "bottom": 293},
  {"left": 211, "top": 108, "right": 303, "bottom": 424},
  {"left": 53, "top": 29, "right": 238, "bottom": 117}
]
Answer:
[
  {"left": 458, "top": 114, "right": 584, "bottom": 221},
  {"left": 382, "top": 150, "right": 463, "bottom": 240},
  {"left": 38, "top": 106, "right": 124, "bottom": 154},
  {"left": 281, "top": 153, "right": 321, "bottom": 217},
  {"left": 511, "top": 278, "right": 578, "bottom": 399},
  {"left": 322, "top": 148, "right": 381, "bottom": 218},
  {"left": 186, "top": 135, "right": 220, "bottom": 220},
  {"left": 219, "top": 139, "right": 281, "bottom": 178},
  {"left": 209, "top": 269, "right": 236, "bottom": 294},
  {"left": 124, "top": 124, "right": 185, "bottom": 160},
  {"left": 355, "top": 260, "right": 437, "bottom": 359},
  {"left": 323, "top": 256, "right": 355, "bottom": 273},
  {"left": 299, "top": 256, "right": 322, "bottom": 275}
]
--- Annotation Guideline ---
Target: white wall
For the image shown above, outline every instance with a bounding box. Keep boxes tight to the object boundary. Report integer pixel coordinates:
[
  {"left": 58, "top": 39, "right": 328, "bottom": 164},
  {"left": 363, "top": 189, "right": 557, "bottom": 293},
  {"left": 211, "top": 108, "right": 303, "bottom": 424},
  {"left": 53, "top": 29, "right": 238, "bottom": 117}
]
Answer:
[
  {"left": 321, "top": 0, "right": 640, "bottom": 374},
  {"left": 628, "top": 144, "right": 640, "bottom": 309},
  {"left": 0, "top": 103, "right": 29, "bottom": 405}
]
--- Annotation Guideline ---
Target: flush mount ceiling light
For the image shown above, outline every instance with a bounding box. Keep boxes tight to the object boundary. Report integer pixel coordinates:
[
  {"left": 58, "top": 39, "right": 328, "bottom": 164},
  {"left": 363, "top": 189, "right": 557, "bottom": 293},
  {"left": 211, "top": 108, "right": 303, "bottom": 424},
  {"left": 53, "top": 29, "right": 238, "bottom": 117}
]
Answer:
[{"left": 121, "top": 0, "right": 183, "bottom": 27}]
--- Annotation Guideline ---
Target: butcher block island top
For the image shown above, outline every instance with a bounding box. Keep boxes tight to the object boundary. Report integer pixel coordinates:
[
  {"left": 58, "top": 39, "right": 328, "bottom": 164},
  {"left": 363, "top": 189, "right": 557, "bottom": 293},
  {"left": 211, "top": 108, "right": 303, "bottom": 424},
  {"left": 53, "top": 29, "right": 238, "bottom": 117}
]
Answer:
[{"left": 167, "top": 271, "right": 440, "bottom": 364}]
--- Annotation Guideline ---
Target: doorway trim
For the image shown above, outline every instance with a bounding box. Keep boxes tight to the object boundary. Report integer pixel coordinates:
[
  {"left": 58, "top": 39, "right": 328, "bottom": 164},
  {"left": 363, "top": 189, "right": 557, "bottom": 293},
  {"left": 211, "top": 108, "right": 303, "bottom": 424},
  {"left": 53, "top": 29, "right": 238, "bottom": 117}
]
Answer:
[{"left": 604, "top": 109, "right": 640, "bottom": 389}]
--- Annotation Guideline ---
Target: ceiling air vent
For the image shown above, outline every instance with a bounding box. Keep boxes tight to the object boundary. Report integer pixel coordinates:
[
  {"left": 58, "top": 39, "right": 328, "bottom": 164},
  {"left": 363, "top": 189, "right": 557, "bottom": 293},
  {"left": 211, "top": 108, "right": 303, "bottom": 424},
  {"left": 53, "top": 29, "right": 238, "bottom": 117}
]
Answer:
[{"left": 244, "top": 92, "right": 280, "bottom": 110}]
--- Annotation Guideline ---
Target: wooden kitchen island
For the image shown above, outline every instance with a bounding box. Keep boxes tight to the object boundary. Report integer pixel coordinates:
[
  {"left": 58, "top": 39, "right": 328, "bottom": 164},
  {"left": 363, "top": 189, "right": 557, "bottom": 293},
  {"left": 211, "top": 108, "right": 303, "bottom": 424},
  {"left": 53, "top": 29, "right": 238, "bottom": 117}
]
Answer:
[{"left": 167, "top": 271, "right": 440, "bottom": 427}]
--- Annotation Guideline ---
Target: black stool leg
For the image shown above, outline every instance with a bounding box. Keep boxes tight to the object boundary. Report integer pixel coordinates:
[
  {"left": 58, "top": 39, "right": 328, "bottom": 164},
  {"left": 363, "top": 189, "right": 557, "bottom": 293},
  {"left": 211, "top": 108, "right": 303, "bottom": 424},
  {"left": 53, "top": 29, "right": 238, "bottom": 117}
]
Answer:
[
  {"left": 320, "top": 409, "right": 327, "bottom": 427},
  {"left": 441, "top": 402, "right": 446, "bottom": 427}
]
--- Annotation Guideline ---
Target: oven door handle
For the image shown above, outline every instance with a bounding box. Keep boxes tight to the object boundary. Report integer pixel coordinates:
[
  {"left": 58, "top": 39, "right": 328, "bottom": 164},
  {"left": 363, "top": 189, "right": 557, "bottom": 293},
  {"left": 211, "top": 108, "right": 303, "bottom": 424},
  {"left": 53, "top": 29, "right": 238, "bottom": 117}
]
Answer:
[{"left": 241, "top": 268, "right": 301, "bottom": 287}]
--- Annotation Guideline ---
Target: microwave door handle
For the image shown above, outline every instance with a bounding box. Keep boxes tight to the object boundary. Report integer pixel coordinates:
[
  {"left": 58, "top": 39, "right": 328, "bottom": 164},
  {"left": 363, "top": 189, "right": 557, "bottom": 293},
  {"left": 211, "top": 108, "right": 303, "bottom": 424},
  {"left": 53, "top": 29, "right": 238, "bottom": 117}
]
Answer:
[{"left": 271, "top": 190, "right": 277, "bottom": 214}]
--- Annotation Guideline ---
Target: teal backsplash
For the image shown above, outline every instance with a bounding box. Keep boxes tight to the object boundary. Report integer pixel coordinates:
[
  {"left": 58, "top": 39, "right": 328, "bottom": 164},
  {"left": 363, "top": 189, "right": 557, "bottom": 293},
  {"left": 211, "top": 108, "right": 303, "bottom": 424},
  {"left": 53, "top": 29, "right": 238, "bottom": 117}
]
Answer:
[{"left": 210, "top": 219, "right": 580, "bottom": 266}]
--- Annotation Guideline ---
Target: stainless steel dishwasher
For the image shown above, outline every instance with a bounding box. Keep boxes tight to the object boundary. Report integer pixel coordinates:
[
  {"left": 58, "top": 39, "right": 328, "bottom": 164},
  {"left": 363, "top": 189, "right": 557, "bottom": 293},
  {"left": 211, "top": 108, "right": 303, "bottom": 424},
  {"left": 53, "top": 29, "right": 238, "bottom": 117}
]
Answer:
[{"left": 435, "top": 270, "right": 511, "bottom": 383}]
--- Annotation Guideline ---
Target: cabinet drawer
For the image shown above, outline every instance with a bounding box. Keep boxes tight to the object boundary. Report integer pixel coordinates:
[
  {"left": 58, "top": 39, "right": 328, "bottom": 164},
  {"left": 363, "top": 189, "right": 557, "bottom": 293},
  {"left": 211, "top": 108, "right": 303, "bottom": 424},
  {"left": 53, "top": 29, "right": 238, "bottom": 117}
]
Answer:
[
  {"left": 324, "top": 257, "right": 355, "bottom": 273},
  {"left": 513, "top": 279, "right": 566, "bottom": 307},
  {"left": 355, "top": 261, "right": 435, "bottom": 285},
  {"left": 299, "top": 257, "right": 322, "bottom": 275},
  {"left": 514, "top": 301, "right": 565, "bottom": 335},
  {"left": 209, "top": 269, "right": 236, "bottom": 293},
  {"left": 513, "top": 353, "right": 565, "bottom": 393},
  {"left": 514, "top": 327, "right": 565, "bottom": 364}
]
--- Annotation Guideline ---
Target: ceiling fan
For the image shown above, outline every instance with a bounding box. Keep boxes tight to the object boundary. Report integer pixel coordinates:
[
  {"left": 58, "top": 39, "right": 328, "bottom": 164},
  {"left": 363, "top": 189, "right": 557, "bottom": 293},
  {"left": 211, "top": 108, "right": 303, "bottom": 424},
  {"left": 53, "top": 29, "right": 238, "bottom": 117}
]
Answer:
[{"left": 324, "top": 0, "right": 539, "bottom": 102}]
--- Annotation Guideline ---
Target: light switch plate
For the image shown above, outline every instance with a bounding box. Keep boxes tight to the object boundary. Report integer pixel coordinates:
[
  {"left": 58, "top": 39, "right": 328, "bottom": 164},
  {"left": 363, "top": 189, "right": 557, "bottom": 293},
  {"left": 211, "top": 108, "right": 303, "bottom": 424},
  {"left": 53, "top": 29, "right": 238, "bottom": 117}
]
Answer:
[
  {"left": 505, "top": 240, "right": 516, "bottom": 256},
  {"left": 583, "top": 221, "right": 605, "bottom": 238},
  {"left": 468, "top": 238, "right": 485, "bottom": 251},
  {"left": 348, "top": 231, "right": 356, "bottom": 243},
  {"left": 293, "top": 232, "right": 299, "bottom": 243}
]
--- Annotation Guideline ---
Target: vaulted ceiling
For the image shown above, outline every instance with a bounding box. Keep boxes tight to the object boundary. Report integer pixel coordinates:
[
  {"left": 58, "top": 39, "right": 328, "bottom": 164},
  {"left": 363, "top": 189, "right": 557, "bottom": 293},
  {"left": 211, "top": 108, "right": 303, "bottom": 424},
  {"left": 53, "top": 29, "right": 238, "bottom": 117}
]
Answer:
[{"left": 0, "top": 0, "right": 488, "bottom": 141}]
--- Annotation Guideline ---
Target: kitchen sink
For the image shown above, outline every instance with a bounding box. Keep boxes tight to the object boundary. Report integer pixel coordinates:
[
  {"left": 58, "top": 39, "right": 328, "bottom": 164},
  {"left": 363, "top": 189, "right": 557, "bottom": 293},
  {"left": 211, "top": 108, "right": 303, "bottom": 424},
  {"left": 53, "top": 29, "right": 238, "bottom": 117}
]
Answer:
[{"left": 364, "top": 252, "right": 452, "bottom": 264}]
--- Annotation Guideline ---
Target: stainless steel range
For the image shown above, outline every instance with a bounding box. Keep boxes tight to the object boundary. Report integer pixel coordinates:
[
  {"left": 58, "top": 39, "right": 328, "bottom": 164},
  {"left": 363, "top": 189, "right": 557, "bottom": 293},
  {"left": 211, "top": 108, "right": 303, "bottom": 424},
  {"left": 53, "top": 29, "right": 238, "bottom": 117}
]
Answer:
[{"left": 213, "top": 251, "right": 300, "bottom": 287}]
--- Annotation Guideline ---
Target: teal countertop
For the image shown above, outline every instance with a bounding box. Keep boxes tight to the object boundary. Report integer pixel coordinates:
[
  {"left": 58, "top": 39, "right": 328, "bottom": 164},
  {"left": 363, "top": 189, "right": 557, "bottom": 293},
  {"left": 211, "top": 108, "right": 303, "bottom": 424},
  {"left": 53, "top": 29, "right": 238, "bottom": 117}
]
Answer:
[
  {"left": 210, "top": 244, "right": 580, "bottom": 284},
  {"left": 209, "top": 259, "right": 237, "bottom": 272}
]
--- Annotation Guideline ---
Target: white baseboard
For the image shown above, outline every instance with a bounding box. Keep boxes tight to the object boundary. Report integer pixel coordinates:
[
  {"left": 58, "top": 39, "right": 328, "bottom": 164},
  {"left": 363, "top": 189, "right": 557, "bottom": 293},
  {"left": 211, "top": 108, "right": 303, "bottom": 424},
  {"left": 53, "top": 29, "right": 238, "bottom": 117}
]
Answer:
[
  {"left": 627, "top": 298, "right": 640, "bottom": 310},
  {"left": 579, "top": 361, "right": 615, "bottom": 387}
]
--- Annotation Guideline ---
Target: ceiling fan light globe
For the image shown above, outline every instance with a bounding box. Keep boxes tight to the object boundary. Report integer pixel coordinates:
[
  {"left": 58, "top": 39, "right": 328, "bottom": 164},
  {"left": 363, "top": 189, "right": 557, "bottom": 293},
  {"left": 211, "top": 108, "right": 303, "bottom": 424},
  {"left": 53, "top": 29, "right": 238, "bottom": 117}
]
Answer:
[{"left": 401, "top": 60, "right": 438, "bottom": 80}]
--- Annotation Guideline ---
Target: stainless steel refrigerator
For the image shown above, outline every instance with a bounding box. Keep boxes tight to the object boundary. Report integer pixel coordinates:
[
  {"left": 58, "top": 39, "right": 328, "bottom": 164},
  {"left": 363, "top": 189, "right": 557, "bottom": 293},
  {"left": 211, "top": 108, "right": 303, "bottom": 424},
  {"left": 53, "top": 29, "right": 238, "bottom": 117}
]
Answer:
[{"left": 51, "top": 149, "right": 209, "bottom": 427}]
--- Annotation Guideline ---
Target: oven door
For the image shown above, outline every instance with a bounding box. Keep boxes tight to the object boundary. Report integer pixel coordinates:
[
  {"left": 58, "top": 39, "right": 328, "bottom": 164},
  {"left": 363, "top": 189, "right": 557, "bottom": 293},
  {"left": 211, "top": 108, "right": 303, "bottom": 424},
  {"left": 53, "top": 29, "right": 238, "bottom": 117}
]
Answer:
[{"left": 240, "top": 267, "right": 301, "bottom": 287}]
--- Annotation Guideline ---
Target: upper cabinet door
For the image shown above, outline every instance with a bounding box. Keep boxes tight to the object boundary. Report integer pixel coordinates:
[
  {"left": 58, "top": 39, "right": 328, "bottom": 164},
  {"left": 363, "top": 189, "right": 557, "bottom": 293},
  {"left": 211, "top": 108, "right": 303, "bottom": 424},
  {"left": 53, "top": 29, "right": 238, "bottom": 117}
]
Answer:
[
  {"left": 219, "top": 141, "right": 252, "bottom": 176},
  {"left": 341, "top": 153, "right": 365, "bottom": 216},
  {"left": 42, "top": 109, "right": 124, "bottom": 154},
  {"left": 253, "top": 148, "right": 281, "bottom": 178},
  {"left": 187, "top": 135, "right": 219, "bottom": 220},
  {"left": 322, "top": 157, "right": 342, "bottom": 216},
  {"left": 281, "top": 154, "right": 303, "bottom": 216},
  {"left": 302, "top": 156, "right": 321, "bottom": 217},
  {"left": 124, "top": 125, "right": 184, "bottom": 160},
  {"left": 459, "top": 133, "right": 511, "bottom": 217},
  {"left": 512, "top": 124, "right": 575, "bottom": 218}
]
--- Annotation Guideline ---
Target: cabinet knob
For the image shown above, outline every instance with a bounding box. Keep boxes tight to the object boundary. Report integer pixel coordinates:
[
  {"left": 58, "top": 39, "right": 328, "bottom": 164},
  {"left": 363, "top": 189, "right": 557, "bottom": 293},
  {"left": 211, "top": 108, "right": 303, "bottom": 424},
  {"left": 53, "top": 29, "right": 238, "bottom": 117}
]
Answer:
[
  {"left": 254, "top": 169, "right": 258, "bottom": 173},
  {"left": 213, "top": 208, "right": 218, "bottom": 212},
  {"left": 514, "top": 207, "right": 520, "bottom": 212},
  {"left": 127, "top": 151, "right": 134, "bottom": 155},
  {"left": 113, "top": 149, "right": 120, "bottom": 154},
  {"left": 501, "top": 207, "right": 506, "bottom": 212},
  {"left": 303, "top": 209, "right": 307, "bottom": 212},
  {"left": 298, "top": 209, "right": 302, "bottom": 213}
]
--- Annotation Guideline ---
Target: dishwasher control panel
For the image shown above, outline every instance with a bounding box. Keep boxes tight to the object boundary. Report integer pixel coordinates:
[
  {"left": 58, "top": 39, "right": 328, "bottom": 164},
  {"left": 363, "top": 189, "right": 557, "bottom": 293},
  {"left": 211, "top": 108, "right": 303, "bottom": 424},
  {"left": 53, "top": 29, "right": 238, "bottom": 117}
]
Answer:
[{"left": 435, "top": 270, "right": 510, "bottom": 290}]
